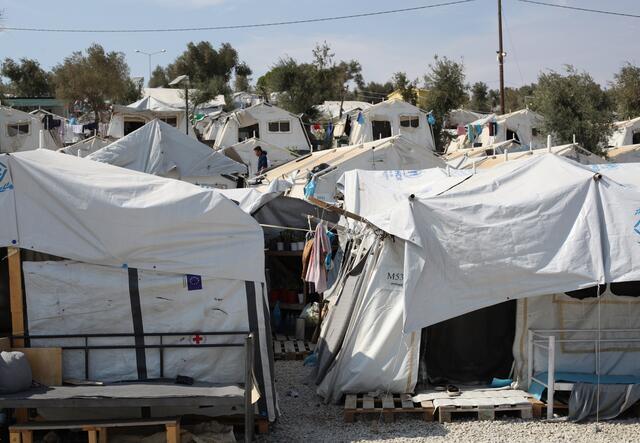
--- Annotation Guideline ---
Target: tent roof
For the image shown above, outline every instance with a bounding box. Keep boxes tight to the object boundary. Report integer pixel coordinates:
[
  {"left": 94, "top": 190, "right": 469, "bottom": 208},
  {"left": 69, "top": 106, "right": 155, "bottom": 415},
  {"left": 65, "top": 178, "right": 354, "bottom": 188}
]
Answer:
[
  {"left": 142, "top": 88, "right": 225, "bottom": 109},
  {"left": 126, "top": 96, "right": 182, "bottom": 112},
  {"left": 0, "top": 149, "right": 264, "bottom": 281},
  {"left": 88, "top": 119, "right": 246, "bottom": 177},
  {"left": 362, "top": 98, "right": 427, "bottom": 116},
  {"left": 316, "top": 101, "right": 373, "bottom": 119},
  {"left": 59, "top": 136, "right": 113, "bottom": 157}
]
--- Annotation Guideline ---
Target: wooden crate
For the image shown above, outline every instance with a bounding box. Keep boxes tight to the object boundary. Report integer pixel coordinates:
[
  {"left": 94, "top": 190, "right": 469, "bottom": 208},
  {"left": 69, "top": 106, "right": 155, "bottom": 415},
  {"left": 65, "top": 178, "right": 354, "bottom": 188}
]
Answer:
[
  {"left": 344, "top": 393, "right": 434, "bottom": 423},
  {"left": 438, "top": 402, "right": 533, "bottom": 423},
  {"left": 273, "top": 336, "right": 315, "bottom": 361},
  {"left": 528, "top": 398, "right": 569, "bottom": 418}
]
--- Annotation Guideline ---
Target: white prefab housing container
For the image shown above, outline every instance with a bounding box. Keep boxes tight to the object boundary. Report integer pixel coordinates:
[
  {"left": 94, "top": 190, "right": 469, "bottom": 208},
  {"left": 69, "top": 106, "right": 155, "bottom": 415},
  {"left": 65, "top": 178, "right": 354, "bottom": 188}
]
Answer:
[
  {"left": 0, "top": 149, "right": 276, "bottom": 420},
  {"left": 348, "top": 99, "right": 436, "bottom": 150},
  {"left": 214, "top": 103, "right": 311, "bottom": 152},
  {"left": 89, "top": 119, "right": 246, "bottom": 188},
  {"left": 0, "top": 106, "right": 59, "bottom": 152}
]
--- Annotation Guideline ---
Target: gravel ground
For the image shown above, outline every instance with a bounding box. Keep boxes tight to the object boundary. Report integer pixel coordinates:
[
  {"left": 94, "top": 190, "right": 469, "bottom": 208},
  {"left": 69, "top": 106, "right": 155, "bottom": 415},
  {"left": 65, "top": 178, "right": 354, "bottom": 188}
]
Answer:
[{"left": 257, "top": 361, "right": 640, "bottom": 443}]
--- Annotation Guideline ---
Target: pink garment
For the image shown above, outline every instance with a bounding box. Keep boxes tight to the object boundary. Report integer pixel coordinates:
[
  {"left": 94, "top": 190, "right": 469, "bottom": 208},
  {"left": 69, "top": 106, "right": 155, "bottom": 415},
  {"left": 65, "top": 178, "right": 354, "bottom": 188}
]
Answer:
[
  {"left": 305, "top": 222, "right": 331, "bottom": 293},
  {"left": 456, "top": 125, "right": 466, "bottom": 136}
]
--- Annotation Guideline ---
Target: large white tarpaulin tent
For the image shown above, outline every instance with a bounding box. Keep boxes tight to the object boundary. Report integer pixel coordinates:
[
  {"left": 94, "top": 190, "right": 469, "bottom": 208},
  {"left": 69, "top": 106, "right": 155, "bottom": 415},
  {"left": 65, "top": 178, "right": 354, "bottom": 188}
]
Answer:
[
  {"left": 314, "top": 156, "right": 640, "bottom": 404},
  {"left": 256, "top": 135, "right": 446, "bottom": 202},
  {"left": 89, "top": 119, "right": 246, "bottom": 188},
  {"left": 107, "top": 96, "right": 195, "bottom": 138},
  {"left": 608, "top": 117, "right": 640, "bottom": 147},
  {"left": 0, "top": 149, "right": 277, "bottom": 420},
  {"left": 348, "top": 99, "right": 436, "bottom": 150},
  {"left": 221, "top": 137, "right": 299, "bottom": 177}
]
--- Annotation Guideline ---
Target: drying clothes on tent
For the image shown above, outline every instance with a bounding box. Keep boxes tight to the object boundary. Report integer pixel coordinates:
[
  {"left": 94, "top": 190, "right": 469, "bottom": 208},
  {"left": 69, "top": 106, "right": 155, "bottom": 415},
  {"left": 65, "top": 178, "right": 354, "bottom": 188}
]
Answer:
[
  {"left": 83, "top": 122, "right": 98, "bottom": 132},
  {"left": 488, "top": 121, "right": 498, "bottom": 136},
  {"left": 356, "top": 112, "right": 365, "bottom": 125},
  {"left": 456, "top": 125, "right": 466, "bottom": 136},
  {"left": 427, "top": 113, "right": 436, "bottom": 125},
  {"left": 344, "top": 115, "right": 352, "bottom": 136},
  {"left": 305, "top": 223, "right": 331, "bottom": 293},
  {"left": 301, "top": 239, "right": 314, "bottom": 280},
  {"left": 71, "top": 124, "right": 84, "bottom": 134},
  {"left": 324, "top": 121, "right": 334, "bottom": 143}
]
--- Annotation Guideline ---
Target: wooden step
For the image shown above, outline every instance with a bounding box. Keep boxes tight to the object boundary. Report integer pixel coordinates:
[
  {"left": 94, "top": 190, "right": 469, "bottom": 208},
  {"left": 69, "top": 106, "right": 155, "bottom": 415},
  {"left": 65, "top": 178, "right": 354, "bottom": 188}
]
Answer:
[
  {"left": 273, "top": 338, "right": 315, "bottom": 360},
  {"left": 438, "top": 402, "right": 533, "bottom": 423}
]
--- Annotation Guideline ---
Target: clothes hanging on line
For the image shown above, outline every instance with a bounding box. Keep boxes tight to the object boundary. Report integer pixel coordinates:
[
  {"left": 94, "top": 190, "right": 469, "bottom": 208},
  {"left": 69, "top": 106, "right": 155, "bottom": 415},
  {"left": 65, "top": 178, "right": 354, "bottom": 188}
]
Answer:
[{"left": 305, "top": 222, "right": 331, "bottom": 293}]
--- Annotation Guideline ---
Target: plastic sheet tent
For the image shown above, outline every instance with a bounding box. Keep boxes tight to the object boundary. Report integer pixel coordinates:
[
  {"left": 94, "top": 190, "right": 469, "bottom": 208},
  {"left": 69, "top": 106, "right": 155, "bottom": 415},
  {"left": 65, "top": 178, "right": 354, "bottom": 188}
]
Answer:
[
  {"left": 58, "top": 135, "right": 112, "bottom": 158},
  {"left": 348, "top": 99, "right": 436, "bottom": 150},
  {"left": 314, "top": 157, "right": 640, "bottom": 403},
  {"left": 446, "top": 143, "right": 608, "bottom": 170},
  {"left": 608, "top": 117, "right": 640, "bottom": 147},
  {"left": 339, "top": 156, "right": 640, "bottom": 332},
  {"left": 221, "top": 138, "right": 299, "bottom": 177},
  {"left": 89, "top": 119, "right": 246, "bottom": 188},
  {"left": 214, "top": 103, "right": 311, "bottom": 152},
  {"left": 446, "top": 109, "right": 547, "bottom": 154},
  {"left": 107, "top": 97, "right": 195, "bottom": 139},
  {"left": 256, "top": 135, "right": 446, "bottom": 202},
  {"left": 0, "top": 149, "right": 277, "bottom": 420},
  {"left": 0, "top": 106, "right": 60, "bottom": 152}
]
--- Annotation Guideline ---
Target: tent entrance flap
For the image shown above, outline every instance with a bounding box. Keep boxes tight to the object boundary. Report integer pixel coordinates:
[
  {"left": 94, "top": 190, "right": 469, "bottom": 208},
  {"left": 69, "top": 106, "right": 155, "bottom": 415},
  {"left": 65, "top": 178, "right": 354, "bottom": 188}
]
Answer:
[{"left": 420, "top": 300, "right": 517, "bottom": 385}]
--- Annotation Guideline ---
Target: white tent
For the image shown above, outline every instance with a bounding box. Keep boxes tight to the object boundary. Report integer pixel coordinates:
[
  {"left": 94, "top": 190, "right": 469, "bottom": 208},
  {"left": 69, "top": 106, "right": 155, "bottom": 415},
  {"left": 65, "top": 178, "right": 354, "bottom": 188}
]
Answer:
[
  {"left": 0, "top": 149, "right": 276, "bottom": 420},
  {"left": 348, "top": 99, "right": 435, "bottom": 150},
  {"left": 0, "top": 106, "right": 59, "bottom": 152},
  {"left": 608, "top": 117, "right": 640, "bottom": 147},
  {"left": 316, "top": 101, "right": 372, "bottom": 120},
  {"left": 214, "top": 103, "right": 311, "bottom": 152},
  {"left": 446, "top": 142, "right": 608, "bottom": 170},
  {"left": 446, "top": 109, "right": 546, "bottom": 154},
  {"left": 89, "top": 119, "right": 246, "bottom": 188},
  {"left": 255, "top": 135, "right": 446, "bottom": 202},
  {"left": 314, "top": 156, "right": 640, "bottom": 405},
  {"left": 107, "top": 96, "right": 195, "bottom": 138},
  {"left": 607, "top": 144, "right": 640, "bottom": 163},
  {"left": 221, "top": 137, "right": 299, "bottom": 177},
  {"left": 445, "top": 108, "right": 490, "bottom": 129},
  {"left": 142, "top": 87, "right": 226, "bottom": 113},
  {"left": 58, "top": 135, "right": 113, "bottom": 158}
]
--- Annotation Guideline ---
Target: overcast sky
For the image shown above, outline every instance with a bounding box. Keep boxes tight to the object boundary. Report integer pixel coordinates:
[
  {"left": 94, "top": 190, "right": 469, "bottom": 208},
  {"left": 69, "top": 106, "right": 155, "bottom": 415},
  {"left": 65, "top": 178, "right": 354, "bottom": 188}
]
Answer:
[{"left": 0, "top": 0, "right": 638, "bottom": 89}]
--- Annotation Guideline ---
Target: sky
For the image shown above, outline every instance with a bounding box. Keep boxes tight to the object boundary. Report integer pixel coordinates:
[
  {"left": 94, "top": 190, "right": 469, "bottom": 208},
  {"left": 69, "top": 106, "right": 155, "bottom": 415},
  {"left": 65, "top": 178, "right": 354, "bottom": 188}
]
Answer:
[{"left": 0, "top": 0, "right": 638, "bottom": 90}]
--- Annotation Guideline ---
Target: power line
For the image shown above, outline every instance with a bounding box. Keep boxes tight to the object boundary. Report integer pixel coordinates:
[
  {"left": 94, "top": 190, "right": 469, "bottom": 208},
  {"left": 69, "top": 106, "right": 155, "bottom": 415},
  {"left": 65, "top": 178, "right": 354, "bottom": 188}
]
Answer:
[
  {"left": 517, "top": 0, "right": 640, "bottom": 19},
  {"left": 1, "top": 0, "right": 476, "bottom": 33}
]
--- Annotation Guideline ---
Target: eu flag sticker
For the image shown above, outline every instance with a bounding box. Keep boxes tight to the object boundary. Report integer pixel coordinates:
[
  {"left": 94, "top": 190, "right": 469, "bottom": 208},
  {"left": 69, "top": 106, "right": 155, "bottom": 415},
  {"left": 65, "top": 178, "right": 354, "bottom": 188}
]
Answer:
[{"left": 186, "top": 274, "right": 203, "bottom": 291}]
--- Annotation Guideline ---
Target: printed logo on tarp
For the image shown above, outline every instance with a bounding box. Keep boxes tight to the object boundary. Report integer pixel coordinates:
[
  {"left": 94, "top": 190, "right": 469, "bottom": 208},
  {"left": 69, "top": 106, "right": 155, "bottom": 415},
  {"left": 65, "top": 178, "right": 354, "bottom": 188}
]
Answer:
[
  {"left": 383, "top": 170, "right": 423, "bottom": 181},
  {"left": 0, "top": 162, "right": 13, "bottom": 193},
  {"left": 386, "top": 271, "right": 404, "bottom": 287},
  {"left": 185, "top": 274, "right": 203, "bottom": 291},
  {"left": 635, "top": 208, "right": 640, "bottom": 239}
]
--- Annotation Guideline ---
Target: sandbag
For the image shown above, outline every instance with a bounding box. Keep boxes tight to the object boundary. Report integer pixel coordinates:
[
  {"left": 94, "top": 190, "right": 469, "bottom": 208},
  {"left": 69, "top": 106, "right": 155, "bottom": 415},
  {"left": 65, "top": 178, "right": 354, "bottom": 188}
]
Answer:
[{"left": 0, "top": 351, "right": 32, "bottom": 394}]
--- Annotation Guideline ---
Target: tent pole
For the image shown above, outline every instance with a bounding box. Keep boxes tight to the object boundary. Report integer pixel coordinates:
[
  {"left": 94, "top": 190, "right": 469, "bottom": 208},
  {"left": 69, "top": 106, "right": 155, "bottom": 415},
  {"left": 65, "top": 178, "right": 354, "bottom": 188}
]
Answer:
[{"left": 8, "top": 247, "right": 25, "bottom": 347}]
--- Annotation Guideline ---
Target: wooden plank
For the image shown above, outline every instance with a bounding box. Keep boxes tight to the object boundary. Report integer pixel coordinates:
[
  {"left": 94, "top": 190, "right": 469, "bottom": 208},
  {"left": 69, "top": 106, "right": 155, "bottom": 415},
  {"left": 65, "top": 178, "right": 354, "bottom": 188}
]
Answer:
[
  {"left": 400, "top": 393, "right": 413, "bottom": 410},
  {"left": 421, "top": 400, "right": 435, "bottom": 422},
  {"left": 362, "top": 395, "right": 374, "bottom": 410},
  {"left": 381, "top": 394, "right": 394, "bottom": 409},
  {"left": 13, "top": 418, "right": 179, "bottom": 431},
  {"left": 284, "top": 341, "right": 296, "bottom": 354},
  {"left": 87, "top": 430, "right": 98, "bottom": 443},
  {"left": 15, "top": 348, "right": 62, "bottom": 386},
  {"left": 166, "top": 423, "right": 180, "bottom": 443},
  {"left": 8, "top": 247, "right": 24, "bottom": 347},
  {"left": 0, "top": 337, "right": 11, "bottom": 351},
  {"left": 9, "top": 432, "right": 21, "bottom": 443},
  {"left": 345, "top": 394, "right": 357, "bottom": 410},
  {"left": 99, "top": 428, "right": 108, "bottom": 443},
  {"left": 295, "top": 340, "right": 305, "bottom": 352}
]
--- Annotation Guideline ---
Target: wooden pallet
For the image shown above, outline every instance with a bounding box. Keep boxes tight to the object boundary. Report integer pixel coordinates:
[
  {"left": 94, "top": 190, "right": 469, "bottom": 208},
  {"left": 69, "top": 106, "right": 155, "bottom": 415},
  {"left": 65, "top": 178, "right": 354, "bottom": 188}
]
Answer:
[
  {"left": 344, "top": 394, "right": 434, "bottom": 423},
  {"left": 438, "top": 402, "right": 533, "bottom": 423},
  {"left": 273, "top": 336, "right": 315, "bottom": 360},
  {"left": 528, "top": 398, "right": 568, "bottom": 418}
]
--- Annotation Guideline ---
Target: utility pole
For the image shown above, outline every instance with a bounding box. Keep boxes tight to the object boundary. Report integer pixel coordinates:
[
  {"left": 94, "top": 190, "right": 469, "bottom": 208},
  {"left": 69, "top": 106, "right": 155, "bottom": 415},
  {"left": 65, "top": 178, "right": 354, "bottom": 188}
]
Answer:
[{"left": 497, "top": 0, "right": 506, "bottom": 115}]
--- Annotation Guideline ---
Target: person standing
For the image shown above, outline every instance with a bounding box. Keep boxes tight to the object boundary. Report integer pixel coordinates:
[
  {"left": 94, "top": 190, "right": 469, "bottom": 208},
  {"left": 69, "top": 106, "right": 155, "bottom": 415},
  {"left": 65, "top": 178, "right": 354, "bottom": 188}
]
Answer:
[{"left": 254, "top": 146, "right": 269, "bottom": 174}]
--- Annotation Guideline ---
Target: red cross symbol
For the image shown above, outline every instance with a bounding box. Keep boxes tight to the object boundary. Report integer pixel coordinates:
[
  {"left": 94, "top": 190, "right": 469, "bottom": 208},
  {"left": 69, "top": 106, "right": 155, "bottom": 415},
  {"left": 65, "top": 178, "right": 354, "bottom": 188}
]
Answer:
[{"left": 191, "top": 334, "right": 205, "bottom": 345}]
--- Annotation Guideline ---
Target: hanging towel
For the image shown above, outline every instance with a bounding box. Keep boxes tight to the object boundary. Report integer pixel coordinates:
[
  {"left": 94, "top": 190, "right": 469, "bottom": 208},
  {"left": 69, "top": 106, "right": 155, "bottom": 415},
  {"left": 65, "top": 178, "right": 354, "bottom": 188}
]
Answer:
[
  {"left": 456, "top": 125, "right": 466, "bottom": 136},
  {"left": 305, "top": 223, "right": 331, "bottom": 293},
  {"left": 356, "top": 112, "right": 365, "bottom": 125},
  {"left": 344, "top": 114, "right": 352, "bottom": 136}
]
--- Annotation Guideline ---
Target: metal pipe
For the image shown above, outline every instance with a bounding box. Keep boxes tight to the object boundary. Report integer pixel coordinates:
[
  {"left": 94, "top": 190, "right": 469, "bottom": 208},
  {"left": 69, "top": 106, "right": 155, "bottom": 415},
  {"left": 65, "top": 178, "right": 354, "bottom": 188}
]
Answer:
[{"left": 547, "top": 335, "right": 556, "bottom": 419}]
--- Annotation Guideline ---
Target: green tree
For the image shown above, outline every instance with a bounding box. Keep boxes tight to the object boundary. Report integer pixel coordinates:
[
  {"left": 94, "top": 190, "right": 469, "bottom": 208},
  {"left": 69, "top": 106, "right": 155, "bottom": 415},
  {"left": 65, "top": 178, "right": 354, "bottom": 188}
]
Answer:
[
  {"left": 149, "top": 65, "right": 169, "bottom": 88},
  {"left": 420, "top": 56, "right": 468, "bottom": 151},
  {"left": 53, "top": 44, "right": 136, "bottom": 126},
  {"left": 469, "top": 81, "right": 490, "bottom": 112},
  {"left": 166, "top": 41, "right": 238, "bottom": 84},
  {"left": 1, "top": 58, "right": 54, "bottom": 97},
  {"left": 234, "top": 61, "right": 252, "bottom": 92},
  {"left": 532, "top": 66, "right": 613, "bottom": 154},
  {"left": 391, "top": 72, "right": 417, "bottom": 104},
  {"left": 611, "top": 62, "right": 640, "bottom": 119},
  {"left": 257, "top": 43, "right": 363, "bottom": 120}
]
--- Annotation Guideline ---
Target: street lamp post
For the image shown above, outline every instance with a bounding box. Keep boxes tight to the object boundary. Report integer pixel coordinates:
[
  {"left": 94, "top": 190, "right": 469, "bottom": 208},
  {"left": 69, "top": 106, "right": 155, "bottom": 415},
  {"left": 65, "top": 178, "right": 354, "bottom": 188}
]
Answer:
[
  {"left": 169, "top": 75, "right": 190, "bottom": 135},
  {"left": 135, "top": 49, "right": 167, "bottom": 87}
]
